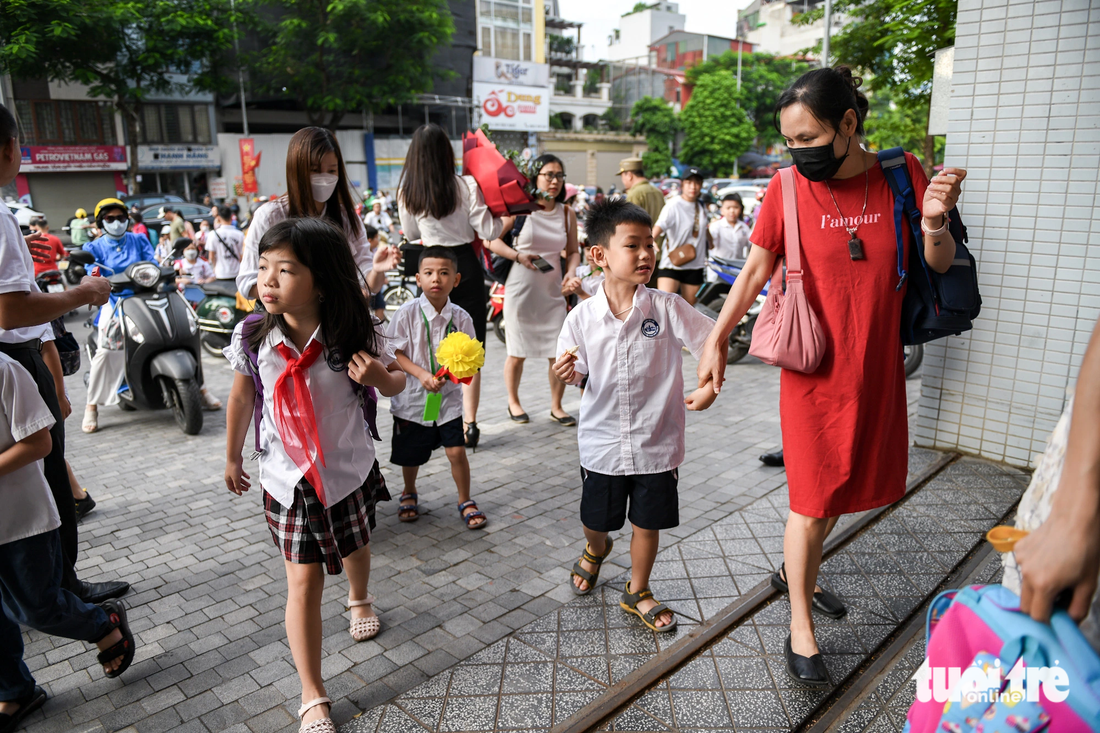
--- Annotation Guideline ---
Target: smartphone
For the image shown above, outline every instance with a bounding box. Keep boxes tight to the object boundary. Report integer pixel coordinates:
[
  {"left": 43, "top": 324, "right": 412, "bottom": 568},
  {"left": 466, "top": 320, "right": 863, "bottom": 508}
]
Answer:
[{"left": 530, "top": 256, "right": 554, "bottom": 273}]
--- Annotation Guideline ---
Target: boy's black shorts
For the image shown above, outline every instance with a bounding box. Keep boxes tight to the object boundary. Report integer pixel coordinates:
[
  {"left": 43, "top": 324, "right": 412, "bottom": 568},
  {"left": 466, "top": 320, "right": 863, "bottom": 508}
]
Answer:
[
  {"left": 390, "top": 416, "right": 465, "bottom": 467},
  {"left": 579, "top": 467, "right": 679, "bottom": 532}
]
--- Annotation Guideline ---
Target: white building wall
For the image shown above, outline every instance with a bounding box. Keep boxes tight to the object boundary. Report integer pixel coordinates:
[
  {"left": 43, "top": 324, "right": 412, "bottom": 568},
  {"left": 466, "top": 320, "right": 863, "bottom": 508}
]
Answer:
[
  {"left": 914, "top": 0, "right": 1100, "bottom": 468},
  {"left": 743, "top": 1, "right": 840, "bottom": 57},
  {"left": 606, "top": 3, "right": 686, "bottom": 62}
]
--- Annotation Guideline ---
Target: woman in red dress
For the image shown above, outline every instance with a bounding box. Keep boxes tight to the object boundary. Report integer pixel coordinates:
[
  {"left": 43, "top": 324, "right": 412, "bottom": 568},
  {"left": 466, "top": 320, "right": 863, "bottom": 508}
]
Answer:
[{"left": 697, "top": 66, "right": 967, "bottom": 687}]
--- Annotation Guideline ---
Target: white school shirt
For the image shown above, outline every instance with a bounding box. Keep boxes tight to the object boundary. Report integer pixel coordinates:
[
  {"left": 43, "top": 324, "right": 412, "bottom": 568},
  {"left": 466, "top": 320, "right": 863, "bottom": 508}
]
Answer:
[
  {"left": 386, "top": 295, "right": 475, "bottom": 426},
  {"left": 179, "top": 256, "right": 214, "bottom": 281},
  {"left": 225, "top": 322, "right": 392, "bottom": 509},
  {"left": 556, "top": 284, "right": 715, "bottom": 476},
  {"left": 0, "top": 353, "right": 59, "bottom": 546},
  {"left": 574, "top": 264, "right": 605, "bottom": 297},
  {"left": 205, "top": 225, "right": 244, "bottom": 280},
  {"left": 364, "top": 211, "right": 393, "bottom": 232},
  {"left": 398, "top": 175, "right": 503, "bottom": 246},
  {"left": 654, "top": 196, "right": 709, "bottom": 271},
  {"left": 236, "top": 198, "right": 374, "bottom": 297},
  {"left": 708, "top": 218, "right": 752, "bottom": 261},
  {"left": 0, "top": 206, "right": 51, "bottom": 344}
]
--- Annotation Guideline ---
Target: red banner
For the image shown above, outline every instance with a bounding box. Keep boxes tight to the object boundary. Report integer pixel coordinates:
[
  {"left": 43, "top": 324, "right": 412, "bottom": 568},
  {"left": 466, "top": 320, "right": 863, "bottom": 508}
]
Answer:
[
  {"left": 19, "top": 145, "right": 128, "bottom": 172},
  {"left": 239, "top": 138, "right": 261, "bottom": 194}
]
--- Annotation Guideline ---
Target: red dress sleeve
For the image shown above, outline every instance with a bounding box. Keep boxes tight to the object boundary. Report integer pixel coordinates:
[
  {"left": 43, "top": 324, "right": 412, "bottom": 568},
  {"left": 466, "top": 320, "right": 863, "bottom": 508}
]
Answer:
[{"left": 749, "top": 174, "right": 785, "bottom": 257}]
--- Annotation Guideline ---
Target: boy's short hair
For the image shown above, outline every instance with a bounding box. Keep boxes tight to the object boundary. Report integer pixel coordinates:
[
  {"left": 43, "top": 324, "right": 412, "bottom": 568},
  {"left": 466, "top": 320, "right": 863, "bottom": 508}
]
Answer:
[
  {"left": 214, "top": 205, "right": 231, "bottom": 222},
  {"left": 584, "top": 199, "right": 652, "bottom": 248},
  {"left": 365, "top": 224, "right": 379, "bottom": 240},
  {"left": 0, "top": 105, "right": 17, "bottom": 144},
  {"left": 721, "top": 193, "right": 743, "bottom": 204},
  {"left": 30, "top": 217, "right": 45, "bottom": 228},
  {"left": 419, "top": 245, "right": 458, "bottom": 271}
]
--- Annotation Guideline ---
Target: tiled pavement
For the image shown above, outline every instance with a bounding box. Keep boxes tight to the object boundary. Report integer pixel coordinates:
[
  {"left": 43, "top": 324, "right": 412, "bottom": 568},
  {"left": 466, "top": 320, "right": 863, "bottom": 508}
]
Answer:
[
  {"left": 18, "top": 314, "right": 913, "bottom": 733},
  {"left": 341, "top": 456, "right": 1028, "bottom": 732}
]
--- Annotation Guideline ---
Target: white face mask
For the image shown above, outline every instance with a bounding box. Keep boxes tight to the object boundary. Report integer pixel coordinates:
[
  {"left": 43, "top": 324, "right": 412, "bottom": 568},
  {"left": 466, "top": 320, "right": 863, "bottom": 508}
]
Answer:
[
  {"left": 200, "top": 224, "right": 209, "bottom": 232},
  {"left": 184, "top": 249, "right": 199, "bottom": 261},
  {"left": 311, "top": 173, "right": 339, "bottom": 203},
  {"left": 103, "top": 219, "right": 127, "bottom": 238}
]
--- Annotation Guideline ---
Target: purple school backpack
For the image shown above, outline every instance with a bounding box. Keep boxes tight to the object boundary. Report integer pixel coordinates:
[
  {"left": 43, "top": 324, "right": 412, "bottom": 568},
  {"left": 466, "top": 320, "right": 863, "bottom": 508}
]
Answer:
[{"left": 238, "top": 313, "right": 380, "bottom": 457}]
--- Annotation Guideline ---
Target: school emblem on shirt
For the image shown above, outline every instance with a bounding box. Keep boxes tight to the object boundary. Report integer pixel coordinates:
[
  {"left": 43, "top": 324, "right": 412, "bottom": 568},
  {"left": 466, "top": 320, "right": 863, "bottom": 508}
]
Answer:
[{"left": 641, "top": 319, "right": 660, "bottom": 338}]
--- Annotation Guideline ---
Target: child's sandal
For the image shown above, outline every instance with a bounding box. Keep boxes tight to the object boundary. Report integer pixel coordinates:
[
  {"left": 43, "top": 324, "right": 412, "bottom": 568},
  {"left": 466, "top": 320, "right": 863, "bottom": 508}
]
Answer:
[
  {"left": 297, "top": 697, "right": 335, "bottom": 733},
  {"left": 569, "top": 538, "right": 614, "bottom": 596},
  {"left": 398, "top": 493, "right": 418, "bottom": 522},
  {"left": 457, "top": 500, "right": 487, "bottom": 529},
  {"left": 620, "top": 581, "right": 677, "bottom": 633},
  {"left": 347, "top": 595, "right": 381, "bottom": 641},
  {"left": 96, "top": 599, "right": 136, "bottom": 678}
]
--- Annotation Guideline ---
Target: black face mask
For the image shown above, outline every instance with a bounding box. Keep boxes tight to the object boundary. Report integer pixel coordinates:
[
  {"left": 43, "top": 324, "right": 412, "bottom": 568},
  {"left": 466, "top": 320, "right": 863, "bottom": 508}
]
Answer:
[{"left": 790, "top": 131, "right": 851, "bottom": 182}]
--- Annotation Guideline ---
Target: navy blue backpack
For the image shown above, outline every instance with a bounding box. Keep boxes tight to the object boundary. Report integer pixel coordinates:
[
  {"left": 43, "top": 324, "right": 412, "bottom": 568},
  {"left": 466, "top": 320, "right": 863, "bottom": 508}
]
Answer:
[{"left": 877, "top": 148, "right": 982, "bottom": 345}]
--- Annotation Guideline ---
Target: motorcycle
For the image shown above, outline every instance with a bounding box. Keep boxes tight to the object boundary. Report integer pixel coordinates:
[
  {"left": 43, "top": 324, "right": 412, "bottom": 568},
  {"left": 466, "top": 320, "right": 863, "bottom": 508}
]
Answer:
[
  {"left": 694, "top": 256, "right": 769, "bottom": 364},
  {"left": 69, "top": 250, "right": 205, "bottom": 435},
  {"left": 381, "top": 268, "right": 418, "bottom": 314},
  {"left": 488, "top": 281, "right": 505, "bottom": 344},
  {"left": 903, "top": 343, "right": 923, "bottom": 378},
  {"left": 196, "top": 280, "right": 249, "bottom": 357}
]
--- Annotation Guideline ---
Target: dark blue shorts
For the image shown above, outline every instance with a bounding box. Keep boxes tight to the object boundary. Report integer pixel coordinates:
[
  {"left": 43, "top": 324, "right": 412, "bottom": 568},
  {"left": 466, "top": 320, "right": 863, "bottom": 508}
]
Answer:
[
  {"left": 390, "top": 416, "right": 465, "bottom": 467},
  {"left": 579, "top": 467, "right": 679, "bottom": 532}
]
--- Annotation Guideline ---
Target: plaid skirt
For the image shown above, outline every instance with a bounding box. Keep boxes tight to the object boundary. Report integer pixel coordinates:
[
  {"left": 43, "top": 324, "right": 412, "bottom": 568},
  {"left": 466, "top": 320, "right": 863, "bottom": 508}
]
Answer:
[{"left": 263, "top": 460, "right": 391, "bottom": 575}]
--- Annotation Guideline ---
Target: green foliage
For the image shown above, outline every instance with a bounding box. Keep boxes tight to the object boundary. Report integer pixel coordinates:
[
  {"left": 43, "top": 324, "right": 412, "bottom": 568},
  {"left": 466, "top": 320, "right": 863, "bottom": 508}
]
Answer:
[
  {"left": 684, "top": 51, "right": 813, "bottom": 146},
  {"left": 679, "top": 73, "right": 755, "bottom": 176},
  {"left": 624, "top": 2, "right": 653, "bottom": 15},
  {"left": 863, "top": 90, "right": 944, "bottom": 164},
  {"left": 246, "top": 0, "right": 454, "bottom": 128},
  {"left": 629, "top": 96, "right": 679, "bottom": 179},
  {"left": 599, "top": 106, "right": 623, "bottom": 132},
  {"left": 548, "top": 34, "right": 576, "bottom": 56},
  {"left": 549, "top": 113, "right": 566, "bottom": 130}
]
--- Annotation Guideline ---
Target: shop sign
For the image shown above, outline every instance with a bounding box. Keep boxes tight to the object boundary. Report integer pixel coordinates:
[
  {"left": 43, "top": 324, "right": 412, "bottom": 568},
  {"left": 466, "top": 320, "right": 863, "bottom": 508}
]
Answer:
[
  {"left": 473, "top": 56, "right": 550, "bottom": 87},
  {"left": 137, "top": 145, "right": 221, "bottom": 171},
  {"left": 473, "top": 82, "right": 550, "bottom": 132},
  {"left": 19, "top": 145, "right": 128, "bottom": 172}
]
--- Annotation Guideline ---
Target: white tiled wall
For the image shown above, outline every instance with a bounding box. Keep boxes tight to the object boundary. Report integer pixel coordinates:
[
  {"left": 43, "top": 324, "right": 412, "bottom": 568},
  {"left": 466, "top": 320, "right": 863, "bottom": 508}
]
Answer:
[{"left": 914, "top": 0, "right": 1100, "bottom": 468}]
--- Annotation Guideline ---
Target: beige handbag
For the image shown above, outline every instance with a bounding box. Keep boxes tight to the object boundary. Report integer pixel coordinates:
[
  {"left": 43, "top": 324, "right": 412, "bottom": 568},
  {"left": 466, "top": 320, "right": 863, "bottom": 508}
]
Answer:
[{"left": 666, "top": 202, "right": 708, "bottom": 267}]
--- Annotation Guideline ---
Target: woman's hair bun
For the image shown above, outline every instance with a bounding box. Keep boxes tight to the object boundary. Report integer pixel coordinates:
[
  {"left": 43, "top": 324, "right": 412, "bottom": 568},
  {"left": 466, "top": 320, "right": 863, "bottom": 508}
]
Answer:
[{"left": 834, "top": 65, "right": 869, "bottom": 120}]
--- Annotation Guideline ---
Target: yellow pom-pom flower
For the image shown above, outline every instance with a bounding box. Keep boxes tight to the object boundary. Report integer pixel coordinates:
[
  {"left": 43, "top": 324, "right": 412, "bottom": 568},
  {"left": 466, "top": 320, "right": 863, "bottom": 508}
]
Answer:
[{"left": 435, "top": 332, "right": 485, "bottom": 380}]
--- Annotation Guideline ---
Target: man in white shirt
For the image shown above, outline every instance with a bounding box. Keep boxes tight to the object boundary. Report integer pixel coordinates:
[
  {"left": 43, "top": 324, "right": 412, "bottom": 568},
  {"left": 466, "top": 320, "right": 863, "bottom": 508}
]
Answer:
[
  {"left": 364, "top": 200, "right": 395, "bottom": 237},
  {"left": 554, "top": 199, "right": 716, "bottom": 633},
  {"left": 652, "top": 166, "right": 710, "bottom": 305},
  {"left": 204, "top": 206, "right": 244, "bottom": 281},
  {"left": 0, "top": 106, "right": 128, "bottom": 605}
]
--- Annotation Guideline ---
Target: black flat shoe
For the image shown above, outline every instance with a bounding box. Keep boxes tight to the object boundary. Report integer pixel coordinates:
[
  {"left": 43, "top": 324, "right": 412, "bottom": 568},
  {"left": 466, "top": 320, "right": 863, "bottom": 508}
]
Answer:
[
  {"left": 785, "top": 635, "right": 830, "bottom": 688},
  {"left": 759, "top": 449, "right": 784, "bottom": 467},
  {"left": 0, "top": 685, "right": 46, "bottom": 733},
  {"left": 770, "top": 563, "right": 847, "bottom": 619},
  {"left": 464, "top": 422, "right": 480, "bottom": 450},
  {"left": 75, "top": 580, "right": 130, "bottom": 605},
  {"left": 74, "top": 492, "right": 96, "bottom": 522},
  {"left": 549, "top": 411, "right": 576, "bottom": 426},
  {"left": 507, "top": 408, "right": 529, "bottom": 423}
]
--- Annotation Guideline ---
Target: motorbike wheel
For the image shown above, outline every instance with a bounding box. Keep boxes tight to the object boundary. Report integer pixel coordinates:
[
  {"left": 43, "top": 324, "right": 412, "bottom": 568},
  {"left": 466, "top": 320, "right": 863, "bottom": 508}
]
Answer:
[
  {"left": 165, "top": 377, "right": 203, "bottom": 435},
  {"left": 383, "top": 284, "right": 416, "bottom": 312},
  {"left": 119, "top": 401, "right": 136, "bottom": 411},
  {"left": 201, "top": 332, "right": 229, "bottom": 358},
  {"left": 492, "top": 315, "right": 506, "bottom": 344},
  {"left": 904, "top": 343, "right": 924, "bottom": 378}
]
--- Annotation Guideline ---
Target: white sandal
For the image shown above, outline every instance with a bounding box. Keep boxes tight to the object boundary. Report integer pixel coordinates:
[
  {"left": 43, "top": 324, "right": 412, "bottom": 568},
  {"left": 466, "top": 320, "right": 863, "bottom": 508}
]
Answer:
[
  {"left": 347, "top": 595, "right": 381, "bottom": 641},
  {"left": 298, "top": 697, "right": 335, "bottom": 733},
  {"left": 82, "top": 406, "right": 98, "bottom": 433}
]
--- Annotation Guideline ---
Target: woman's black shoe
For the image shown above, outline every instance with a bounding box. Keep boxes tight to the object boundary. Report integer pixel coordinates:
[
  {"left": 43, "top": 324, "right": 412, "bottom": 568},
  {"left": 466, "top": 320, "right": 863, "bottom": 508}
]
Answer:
[
  {"left": 0, "top": 685, "right": 46, "bottom": 733},
  {"left": 464, "top": 422, "right": 480, "bottom": 450},
  {"left": 785, "top": 635, "right": 830, "bottom": 688},
  {"left": 770, "top": 563, "right": 847, "bottom": 619},
  {"left": 759, "top": 449, "right": 784, "bottom": 467},
  {"left": 74, "top": 492, "right": 96, "bottom": 522}
]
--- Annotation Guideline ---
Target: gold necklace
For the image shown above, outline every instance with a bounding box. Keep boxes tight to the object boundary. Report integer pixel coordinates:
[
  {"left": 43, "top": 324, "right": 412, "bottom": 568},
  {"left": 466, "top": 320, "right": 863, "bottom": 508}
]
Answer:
[{"left": 824, "top": 170, "right": 869, "bottom": 261}]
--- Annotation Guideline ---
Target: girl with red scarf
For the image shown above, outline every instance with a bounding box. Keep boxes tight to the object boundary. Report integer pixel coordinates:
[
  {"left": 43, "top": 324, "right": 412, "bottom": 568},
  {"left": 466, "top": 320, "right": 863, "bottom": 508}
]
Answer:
[{"left": 222, "top": 218, "right": 406, "bottom": 733}]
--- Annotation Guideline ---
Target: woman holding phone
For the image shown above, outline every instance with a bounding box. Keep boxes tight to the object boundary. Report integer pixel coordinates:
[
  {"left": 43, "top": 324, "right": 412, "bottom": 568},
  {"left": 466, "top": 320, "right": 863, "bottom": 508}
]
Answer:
[{"left": 488, "top": 154, "right": 581, "bottom": 426}]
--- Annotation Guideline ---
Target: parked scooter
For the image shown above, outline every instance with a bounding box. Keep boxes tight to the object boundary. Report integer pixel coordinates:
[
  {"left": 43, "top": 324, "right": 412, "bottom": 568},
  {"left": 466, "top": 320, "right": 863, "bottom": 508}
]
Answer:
[
  {"left": 196, "top": 281, "right": 248, "bottom": 357},
  {"left": 69, "top": 250, "right": 205, "bottom": 435},
  {"left": 694, "top": 256, "right": 769, "bottom": 364}
]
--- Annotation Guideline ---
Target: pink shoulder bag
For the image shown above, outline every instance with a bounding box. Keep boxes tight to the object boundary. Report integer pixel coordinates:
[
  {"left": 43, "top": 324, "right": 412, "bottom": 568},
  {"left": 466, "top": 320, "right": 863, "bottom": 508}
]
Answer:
[{"left": 747, "top": 167, "right": 826, "bottom": 373}]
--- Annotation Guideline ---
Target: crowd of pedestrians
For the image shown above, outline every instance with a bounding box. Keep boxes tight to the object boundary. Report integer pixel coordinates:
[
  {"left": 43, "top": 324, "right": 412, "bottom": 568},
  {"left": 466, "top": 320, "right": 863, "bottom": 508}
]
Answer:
[{"left": 2, "top": 63, "right": 1099, "bottom": 733}]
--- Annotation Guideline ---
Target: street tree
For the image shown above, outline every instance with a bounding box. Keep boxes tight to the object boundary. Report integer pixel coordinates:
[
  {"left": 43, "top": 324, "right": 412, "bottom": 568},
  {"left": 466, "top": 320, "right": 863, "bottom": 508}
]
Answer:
[
  {"left": 630, "top": 96, "right": 678, "bottom": 180},
  {"left": 246, "top": 0, "right": 454, "bottom": 129},
  {"left": 685, "top": 52, "right": 813, "bottom": 146},
  {"left": 793, "top": 0, "right": 956, "bottom": 174},
  {"left": 0, "top": 0, "right": 240, "bottom": 189},
  {"left": 863, "top": 88, "right": 944, "bottom": 163},
  {"left": 679, "top": 72, "right": 755, "bottom": 177}
]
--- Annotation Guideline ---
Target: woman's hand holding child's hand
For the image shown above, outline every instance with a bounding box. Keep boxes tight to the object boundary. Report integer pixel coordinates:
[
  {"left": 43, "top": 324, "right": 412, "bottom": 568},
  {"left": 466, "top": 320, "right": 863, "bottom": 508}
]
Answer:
[
  {"left": 225, "top": 458, "right": 251, "bottom": 496},
  {"left": 685, "top": 382, "right": 718, "bottom": 411},
  {"left": 553, "top": 347, "right": 580, "bottom": 385},
  {"left": 349, "top": 350, "right": 388, "bottom": 387}
]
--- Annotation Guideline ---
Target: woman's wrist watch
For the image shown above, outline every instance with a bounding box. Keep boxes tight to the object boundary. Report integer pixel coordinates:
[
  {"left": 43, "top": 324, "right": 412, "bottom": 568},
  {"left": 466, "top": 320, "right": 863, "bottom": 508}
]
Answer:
[{"left": 920, "top": 214, "right": 949, "bottom": 237}]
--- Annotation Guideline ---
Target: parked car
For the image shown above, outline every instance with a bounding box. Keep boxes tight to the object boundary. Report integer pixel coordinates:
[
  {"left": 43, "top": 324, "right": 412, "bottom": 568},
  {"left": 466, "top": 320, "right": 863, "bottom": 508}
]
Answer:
[
  {"left": 656, "top": 178, "right": 681, "bottom": 197},
  {"left": 7, "top": 202, "right": 46, "bottom": 234},
  {"left": 123, "top": 194, "right": 186, "bottom": 210},
  {"left": 140, "top": 202, "right": 214, "bottom": 237}
]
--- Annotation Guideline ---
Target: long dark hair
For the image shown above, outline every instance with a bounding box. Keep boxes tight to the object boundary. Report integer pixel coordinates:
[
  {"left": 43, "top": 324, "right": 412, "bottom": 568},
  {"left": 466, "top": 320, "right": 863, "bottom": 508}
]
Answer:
[
  {"left": 246, "top": 218, "right": 380, "bottom": 365},
  {"left": 773, "top": 65, "right": 869, "bottom": 138},
  {"left": 399, "top": 124, "right": 459, "bottom": 220},
  {"left": 284, "top": 127, "right": 364, "bottom": 240},
  {"left": 532, "top": 154, "right": 567, "bottom": 204}
]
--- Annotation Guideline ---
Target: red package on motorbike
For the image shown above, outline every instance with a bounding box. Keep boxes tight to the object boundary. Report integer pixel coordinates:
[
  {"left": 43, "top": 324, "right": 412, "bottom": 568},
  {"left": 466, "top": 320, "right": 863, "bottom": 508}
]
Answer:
[{"left": 461, "top": 129, "right": 540, "bottom": 217}]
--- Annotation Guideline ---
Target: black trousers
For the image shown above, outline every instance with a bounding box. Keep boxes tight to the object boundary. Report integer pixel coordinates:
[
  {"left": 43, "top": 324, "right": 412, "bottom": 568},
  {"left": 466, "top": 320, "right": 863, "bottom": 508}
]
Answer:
[{"left": 0, "top": 344, "right": 79, "bottom": 590}]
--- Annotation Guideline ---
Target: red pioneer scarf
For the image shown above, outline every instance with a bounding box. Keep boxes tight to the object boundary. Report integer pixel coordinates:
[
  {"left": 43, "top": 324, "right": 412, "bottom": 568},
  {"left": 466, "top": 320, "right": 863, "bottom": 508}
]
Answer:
[{"left": 273, "top": 341, "right": 329, "bottom": 505}]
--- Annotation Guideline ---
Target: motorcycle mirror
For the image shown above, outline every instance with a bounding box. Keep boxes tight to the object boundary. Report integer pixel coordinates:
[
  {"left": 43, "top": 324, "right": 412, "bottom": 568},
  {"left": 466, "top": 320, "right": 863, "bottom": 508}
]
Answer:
[{"left": 69, "top": 250, "right": 95, "bottom": 265}]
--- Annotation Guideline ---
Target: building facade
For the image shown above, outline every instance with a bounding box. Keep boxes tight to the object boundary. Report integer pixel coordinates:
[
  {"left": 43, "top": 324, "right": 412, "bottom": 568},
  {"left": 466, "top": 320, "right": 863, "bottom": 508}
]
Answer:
[
  {"left": 605, "top": 2, "right": 687, "bottom": 64},
  {"left": 738, "top": 0, "right": 841, "bottom": 58}
]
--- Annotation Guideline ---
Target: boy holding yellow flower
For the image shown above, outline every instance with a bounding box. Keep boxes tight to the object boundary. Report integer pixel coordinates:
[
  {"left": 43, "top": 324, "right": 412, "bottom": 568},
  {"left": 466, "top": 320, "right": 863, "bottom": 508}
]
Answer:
[{"left": 386, "top": 246, "right": 487, "bottom": 529}]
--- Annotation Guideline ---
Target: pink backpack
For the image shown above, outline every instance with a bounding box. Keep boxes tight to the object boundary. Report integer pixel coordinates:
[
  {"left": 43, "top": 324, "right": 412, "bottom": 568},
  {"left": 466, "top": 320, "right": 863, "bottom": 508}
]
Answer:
[{"left": 748, "top": 166, "right": 826, "bottom": 373}]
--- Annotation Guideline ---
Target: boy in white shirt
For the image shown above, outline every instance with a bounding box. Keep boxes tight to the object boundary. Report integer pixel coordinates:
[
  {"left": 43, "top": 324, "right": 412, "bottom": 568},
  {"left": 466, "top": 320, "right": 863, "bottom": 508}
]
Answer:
[
  {"left": 708, "top": 193, "right": 753, "bottom": 263},
  {"left": 204, "top": 206, "right": 244, "bottom": 281},
  {"left": 386, "top": 246, "right": 487, "bottom": 530},
  {"left": 554, "top": 199, "right": 717, "bottom": 632},
  {"left": 561, "top": 241, "right": 604, "bottom": 302}
]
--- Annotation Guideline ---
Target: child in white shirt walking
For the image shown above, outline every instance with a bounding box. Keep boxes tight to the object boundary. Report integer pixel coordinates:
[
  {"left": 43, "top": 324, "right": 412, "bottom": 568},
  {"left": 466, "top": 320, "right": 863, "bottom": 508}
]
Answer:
[
  {"left": 223, "top": 217, "right": 405, "bottom": 733},
  {"left": 561, "top": 241, "right": 605, "bottom": 301},
  {"left": 554, "top": 199, "right": 717, "bottom": 632},
  {"left": 386, "top": 246, "right": 486, "bottom": 529},
  {"left": 707, "top": 193, "right": 753, "bottom": 270}
]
